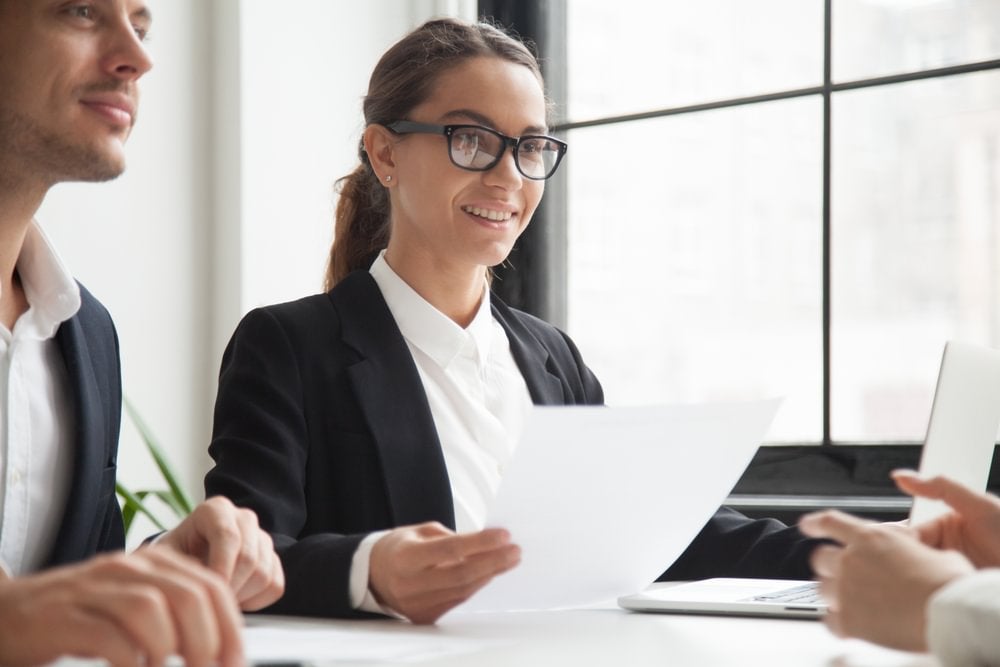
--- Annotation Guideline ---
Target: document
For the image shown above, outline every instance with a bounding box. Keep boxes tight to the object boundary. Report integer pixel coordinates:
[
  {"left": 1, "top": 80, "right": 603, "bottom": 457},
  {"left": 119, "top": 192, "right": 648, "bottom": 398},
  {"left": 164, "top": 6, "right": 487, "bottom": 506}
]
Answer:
[{"left": 456, "top": 399, "right": 782, "bottom": 613}]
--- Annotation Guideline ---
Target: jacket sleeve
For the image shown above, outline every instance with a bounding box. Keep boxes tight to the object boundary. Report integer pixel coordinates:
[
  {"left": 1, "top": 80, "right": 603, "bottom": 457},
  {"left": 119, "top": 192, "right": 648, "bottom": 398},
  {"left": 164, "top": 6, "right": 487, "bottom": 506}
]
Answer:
[
  {"left": 204, "top": 307, "right": 373, "bottom": 618},
  {"left": 658, "top": 506, "right": 818, "bottom": 581}
]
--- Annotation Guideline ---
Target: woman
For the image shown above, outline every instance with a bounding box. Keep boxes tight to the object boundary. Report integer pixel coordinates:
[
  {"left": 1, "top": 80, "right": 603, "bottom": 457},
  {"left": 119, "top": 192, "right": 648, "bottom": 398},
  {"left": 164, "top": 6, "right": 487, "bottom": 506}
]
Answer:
[{"left": 205, "top": 18, "right": 815, "bottom": 623}]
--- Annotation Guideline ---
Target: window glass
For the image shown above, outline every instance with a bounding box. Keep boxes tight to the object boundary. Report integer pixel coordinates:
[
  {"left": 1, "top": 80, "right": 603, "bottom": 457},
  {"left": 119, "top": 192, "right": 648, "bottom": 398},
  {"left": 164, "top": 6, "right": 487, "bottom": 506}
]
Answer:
[
  {"left": 566, "top": 0, "right": 824, "bottom": 122},
  {"left": 833, "top": 0, "right": 1000, "bottom": 82},
  {"left": 831, "top": 70, "right": 1000, "bottom": 441},
  {"left": 565, "top": 98, "right": 823, "bottom": 442}
]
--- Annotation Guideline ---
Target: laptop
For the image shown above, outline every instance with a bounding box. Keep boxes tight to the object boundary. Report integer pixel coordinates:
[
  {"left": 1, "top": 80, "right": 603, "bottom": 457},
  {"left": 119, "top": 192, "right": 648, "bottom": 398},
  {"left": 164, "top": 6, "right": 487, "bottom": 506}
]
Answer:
[{"left": 618, "top": 340, "right": 1000, "bottom": 619}]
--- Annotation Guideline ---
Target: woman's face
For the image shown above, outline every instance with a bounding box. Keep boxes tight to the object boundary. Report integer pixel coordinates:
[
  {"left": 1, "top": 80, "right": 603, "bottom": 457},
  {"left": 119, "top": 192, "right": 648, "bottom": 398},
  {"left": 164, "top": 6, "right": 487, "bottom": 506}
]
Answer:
[{"left": 387, "top": 56, "right": 548, "bottom": 273}]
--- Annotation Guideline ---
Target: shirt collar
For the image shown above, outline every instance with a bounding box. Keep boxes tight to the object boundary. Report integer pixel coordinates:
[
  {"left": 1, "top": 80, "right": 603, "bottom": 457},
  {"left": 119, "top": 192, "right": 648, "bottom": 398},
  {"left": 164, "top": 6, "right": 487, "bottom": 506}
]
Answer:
[
  {"left": 14, "top": 222, "right": 82, "bottom": 339},
  {"left": 370, "top": 251, "right": 493, "bottom": 368}
]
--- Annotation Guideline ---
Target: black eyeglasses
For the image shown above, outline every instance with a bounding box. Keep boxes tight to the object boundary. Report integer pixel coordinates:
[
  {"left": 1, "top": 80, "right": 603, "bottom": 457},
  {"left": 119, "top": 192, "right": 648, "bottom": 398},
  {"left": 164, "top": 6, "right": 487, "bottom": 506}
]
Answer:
[{"left": 386, "top": 120, "right": 568, "bottom": 181}]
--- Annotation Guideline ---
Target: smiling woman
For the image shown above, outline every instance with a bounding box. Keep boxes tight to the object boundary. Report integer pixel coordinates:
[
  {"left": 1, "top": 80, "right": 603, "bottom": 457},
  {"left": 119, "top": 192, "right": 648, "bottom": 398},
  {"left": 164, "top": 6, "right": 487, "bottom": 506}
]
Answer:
[{"left": 204, "top": 16, "right": 818, "bottom": 624}]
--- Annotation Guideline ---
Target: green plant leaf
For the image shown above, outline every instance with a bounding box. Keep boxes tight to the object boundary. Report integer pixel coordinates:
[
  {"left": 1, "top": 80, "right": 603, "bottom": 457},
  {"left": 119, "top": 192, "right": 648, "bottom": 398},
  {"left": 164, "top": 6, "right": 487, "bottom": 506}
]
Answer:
[
  {"left": 116, "top": 481, "right": 168, "bottom": 532},
  {"left": 123, "top": 398, "right": 195, "bottom": 515},
  {"left": 152, "top": 489, "right": 189, "bottom": 519}
]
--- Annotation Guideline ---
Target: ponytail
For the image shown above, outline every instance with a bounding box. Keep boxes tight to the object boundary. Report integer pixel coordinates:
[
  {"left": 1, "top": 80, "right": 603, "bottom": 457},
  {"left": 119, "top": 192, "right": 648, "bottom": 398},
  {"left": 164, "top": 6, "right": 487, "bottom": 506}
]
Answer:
[{"left": 324, "top": 154, "right": 390, "bottom": 291}]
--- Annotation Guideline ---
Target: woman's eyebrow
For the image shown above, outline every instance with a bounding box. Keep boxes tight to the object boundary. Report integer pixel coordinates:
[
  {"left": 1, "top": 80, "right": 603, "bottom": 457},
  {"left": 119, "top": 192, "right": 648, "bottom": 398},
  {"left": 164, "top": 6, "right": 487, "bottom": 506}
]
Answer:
[{"left": 441, "top": 109, "right": 548, "bottom": 135}]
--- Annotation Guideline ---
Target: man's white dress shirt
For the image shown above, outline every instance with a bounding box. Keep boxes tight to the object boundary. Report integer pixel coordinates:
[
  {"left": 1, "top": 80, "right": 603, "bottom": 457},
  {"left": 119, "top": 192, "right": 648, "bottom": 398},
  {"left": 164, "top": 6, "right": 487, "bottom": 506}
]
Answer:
[
  {"left": 0, "top": 223, "right": 80, "bottom": 575},
  {"left": 348, "top": 252, "right": 533, "bottom": 612},
  {"left": 927, "top": 568, "right": 1000, "bottom": 666}
]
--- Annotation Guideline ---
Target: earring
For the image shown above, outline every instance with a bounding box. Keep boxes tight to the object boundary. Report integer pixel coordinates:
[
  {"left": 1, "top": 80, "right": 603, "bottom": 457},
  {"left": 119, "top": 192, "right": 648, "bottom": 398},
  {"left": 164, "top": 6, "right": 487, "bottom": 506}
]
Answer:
[{"left": 385, "top": 175, "right": 392, "bottom": 183}]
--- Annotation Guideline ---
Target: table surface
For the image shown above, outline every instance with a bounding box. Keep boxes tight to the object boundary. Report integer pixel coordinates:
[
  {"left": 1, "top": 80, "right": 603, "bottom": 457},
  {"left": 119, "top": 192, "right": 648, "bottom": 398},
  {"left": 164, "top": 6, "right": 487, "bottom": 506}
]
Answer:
[{"left": 245, "top": 600, "right": 941, "bottom": 667}]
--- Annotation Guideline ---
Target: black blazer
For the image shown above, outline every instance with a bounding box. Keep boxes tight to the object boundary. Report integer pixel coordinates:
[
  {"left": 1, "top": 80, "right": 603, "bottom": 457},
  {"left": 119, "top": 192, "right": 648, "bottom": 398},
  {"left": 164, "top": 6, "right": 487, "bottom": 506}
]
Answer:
[
  {"left": 206, "top": 271, "right": 815, "bottom": 618},
  {"left": 44, "top": 284, "right": 125, "bottom": 568}
]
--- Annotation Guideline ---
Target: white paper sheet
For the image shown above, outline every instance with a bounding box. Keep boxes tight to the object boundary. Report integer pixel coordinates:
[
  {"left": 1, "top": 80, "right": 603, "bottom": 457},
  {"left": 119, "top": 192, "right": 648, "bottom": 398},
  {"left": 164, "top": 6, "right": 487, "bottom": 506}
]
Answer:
[{"left": 456, "top": 399, "right": 782, "bottom": 613}]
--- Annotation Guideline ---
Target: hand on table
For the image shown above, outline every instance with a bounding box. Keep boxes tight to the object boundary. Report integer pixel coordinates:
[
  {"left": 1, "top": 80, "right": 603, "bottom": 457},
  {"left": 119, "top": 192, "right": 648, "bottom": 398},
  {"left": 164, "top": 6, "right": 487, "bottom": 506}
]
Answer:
[
  {"left": 369, "top": 522, "right": 520, "bottom": 624},
  {"left": 157, "top": 495, "right": 284, "bottom": 610},
  {"left": 0, "top": 547, "right": 242, "bottom": 667}
]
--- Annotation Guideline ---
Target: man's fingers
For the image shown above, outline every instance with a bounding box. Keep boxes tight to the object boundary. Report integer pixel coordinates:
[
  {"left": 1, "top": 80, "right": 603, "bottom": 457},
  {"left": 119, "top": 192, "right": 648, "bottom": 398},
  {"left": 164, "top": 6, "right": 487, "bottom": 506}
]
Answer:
[
  {"left": 892, "top": 469, "right": 998, "bottom": 515},
  {"left": 78, "top": 578, "right": 176, "bottom": 666},
  {"left": 192, "top": 498, "right": 243, "bottom": 582},
  {"left": 53, "top": 612, "right": 145, "bottom": 667},
  {"left": 226, "top": 509, "right": 262, "bottom": 595},
  {"left": 809, "top": 544, "right": 844, "bottom": 579},
  {"left": 139, "top": 548, "right": 244, "bottom": 667},
  {"left": 235, "top": 532, "right": 284, "bottom": 610},
  {"left": 824, "top": 608, "right": 846, "bottom": 639},
  {"left": 799, "top": 510, "right": 872, "bottom": 544}
]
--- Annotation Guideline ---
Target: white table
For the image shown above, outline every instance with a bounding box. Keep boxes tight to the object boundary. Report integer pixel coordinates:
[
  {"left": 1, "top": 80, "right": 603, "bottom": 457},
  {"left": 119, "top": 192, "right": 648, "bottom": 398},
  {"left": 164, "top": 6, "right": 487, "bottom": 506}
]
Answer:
[{"left": 245, "top": 603, "right": 940, "bottom": 667}]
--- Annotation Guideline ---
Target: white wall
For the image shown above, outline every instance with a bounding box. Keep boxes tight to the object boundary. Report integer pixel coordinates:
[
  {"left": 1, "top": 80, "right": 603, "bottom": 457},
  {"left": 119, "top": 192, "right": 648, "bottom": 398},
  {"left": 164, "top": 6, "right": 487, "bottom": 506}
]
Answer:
[{"left": 36, "top": 0, "right": 473, "bottom": 545}]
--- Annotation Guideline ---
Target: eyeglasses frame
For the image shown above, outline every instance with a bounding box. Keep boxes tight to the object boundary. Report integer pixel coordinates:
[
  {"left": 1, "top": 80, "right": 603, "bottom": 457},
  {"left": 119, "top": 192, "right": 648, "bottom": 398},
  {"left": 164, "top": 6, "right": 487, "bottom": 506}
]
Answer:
[{"left": 384, "top": 120, "right": 568, "bottom": 181}]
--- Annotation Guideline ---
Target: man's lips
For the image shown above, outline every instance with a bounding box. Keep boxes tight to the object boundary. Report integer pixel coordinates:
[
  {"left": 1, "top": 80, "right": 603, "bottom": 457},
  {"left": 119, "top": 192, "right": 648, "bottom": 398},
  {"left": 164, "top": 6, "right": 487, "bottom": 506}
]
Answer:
[{"left": 80, "top": 93, "right": 135, "bottom": 128}]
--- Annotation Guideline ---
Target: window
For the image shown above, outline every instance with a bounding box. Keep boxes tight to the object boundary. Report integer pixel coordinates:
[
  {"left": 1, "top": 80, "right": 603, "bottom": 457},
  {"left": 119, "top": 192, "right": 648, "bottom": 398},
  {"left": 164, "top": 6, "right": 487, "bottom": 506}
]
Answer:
[{"left": 485, "top": 0, "right": 1000, "bottom": 509}]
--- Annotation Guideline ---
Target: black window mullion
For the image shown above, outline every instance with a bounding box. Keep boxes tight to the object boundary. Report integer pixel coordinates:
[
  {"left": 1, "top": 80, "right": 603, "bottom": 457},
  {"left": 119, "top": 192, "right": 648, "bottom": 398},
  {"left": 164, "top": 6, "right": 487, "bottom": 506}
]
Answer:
[{"left": 822, "top": 0, "right": 833, "bottom": 447}]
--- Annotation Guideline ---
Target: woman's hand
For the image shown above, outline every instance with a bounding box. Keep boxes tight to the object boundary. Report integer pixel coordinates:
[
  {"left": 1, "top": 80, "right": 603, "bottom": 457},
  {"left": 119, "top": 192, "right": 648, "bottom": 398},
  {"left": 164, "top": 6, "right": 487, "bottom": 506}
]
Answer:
[{"left": 369, "top": 522, "right": 520, "bottom": 624}]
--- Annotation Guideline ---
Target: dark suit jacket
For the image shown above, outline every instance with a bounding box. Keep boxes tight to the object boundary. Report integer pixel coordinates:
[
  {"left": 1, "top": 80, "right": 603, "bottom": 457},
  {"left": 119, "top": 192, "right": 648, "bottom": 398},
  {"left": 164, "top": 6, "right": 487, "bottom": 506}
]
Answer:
[
  {"left": 43, "top": 284, "right": 125, "bottom": 568},
  {"left": 206, "top": 271, "right": 816, "bottom": 618}
]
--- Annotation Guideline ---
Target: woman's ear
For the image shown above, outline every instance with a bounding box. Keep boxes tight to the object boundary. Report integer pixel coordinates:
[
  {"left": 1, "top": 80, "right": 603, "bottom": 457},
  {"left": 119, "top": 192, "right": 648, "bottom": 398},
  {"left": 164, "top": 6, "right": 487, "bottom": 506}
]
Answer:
[{"left": 363, "top": 124, "right": 397, "bottom": 182}]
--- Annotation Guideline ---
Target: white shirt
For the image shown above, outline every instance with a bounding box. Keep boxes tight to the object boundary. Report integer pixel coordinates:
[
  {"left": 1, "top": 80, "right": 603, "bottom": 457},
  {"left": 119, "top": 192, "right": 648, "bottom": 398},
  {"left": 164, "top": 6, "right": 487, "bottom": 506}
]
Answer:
[
  {"left": 0, "top": 223, "right": 80, "bottom": 575},
  {"left": 348, "top": 252, "right": 533, "bottom": 612},
  {"left": 927, "top": 568, "right": 1000, "bottom": 666}
]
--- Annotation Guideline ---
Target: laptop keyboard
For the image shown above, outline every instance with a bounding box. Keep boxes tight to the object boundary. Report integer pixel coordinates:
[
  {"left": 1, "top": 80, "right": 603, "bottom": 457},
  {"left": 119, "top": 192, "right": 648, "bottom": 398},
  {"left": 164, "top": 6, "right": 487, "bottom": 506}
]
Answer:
[{"left": 745, "top": 582, "right": 823, "bottom": 605}]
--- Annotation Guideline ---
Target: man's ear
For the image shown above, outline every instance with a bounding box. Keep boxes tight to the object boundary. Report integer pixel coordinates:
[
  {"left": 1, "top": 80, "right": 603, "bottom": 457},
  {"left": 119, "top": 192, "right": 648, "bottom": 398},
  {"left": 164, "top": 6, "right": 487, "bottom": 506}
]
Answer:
[{"left": 363, "top": 124, "right": 397, "bottom": 181}]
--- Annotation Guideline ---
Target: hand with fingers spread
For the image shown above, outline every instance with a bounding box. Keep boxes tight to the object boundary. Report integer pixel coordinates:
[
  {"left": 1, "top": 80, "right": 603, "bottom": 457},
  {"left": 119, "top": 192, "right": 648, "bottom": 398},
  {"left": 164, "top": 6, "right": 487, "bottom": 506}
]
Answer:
[
  {"left": 368, "top": 522, "right": 520, "bottom": 624},
  {"left": 0, "top": 547, "right": 243, "bottom": 667},
  {"left": 800, "top": 509, "right": 974, "bottom": 651},
  {"left": 893, "top": 469, "right": 1000, "bottom": 567},
  {"left": 156, "top": 495, "right": 284, "bottom": 611}
]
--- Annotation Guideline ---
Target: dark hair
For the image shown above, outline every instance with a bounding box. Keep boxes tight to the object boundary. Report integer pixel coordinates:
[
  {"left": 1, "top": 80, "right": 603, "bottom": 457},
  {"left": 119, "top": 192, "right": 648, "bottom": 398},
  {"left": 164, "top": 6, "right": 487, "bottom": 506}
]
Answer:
[{"left": 324, "top": 17, "right": 544, "bottom": 290}]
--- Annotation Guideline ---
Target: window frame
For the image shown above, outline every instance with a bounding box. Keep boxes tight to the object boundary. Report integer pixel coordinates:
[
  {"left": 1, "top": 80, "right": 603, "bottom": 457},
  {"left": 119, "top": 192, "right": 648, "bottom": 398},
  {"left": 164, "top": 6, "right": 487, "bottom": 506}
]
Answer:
[{"left": 480, "top": 0, "right": 1000, "bottom": 515}]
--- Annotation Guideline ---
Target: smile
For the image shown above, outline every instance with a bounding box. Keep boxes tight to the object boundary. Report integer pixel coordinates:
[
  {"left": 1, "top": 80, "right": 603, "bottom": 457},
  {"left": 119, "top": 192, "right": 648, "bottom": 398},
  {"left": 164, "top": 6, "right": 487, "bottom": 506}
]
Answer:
[{"left": 462, "top": 205, "right": 513, "bottom": 222}]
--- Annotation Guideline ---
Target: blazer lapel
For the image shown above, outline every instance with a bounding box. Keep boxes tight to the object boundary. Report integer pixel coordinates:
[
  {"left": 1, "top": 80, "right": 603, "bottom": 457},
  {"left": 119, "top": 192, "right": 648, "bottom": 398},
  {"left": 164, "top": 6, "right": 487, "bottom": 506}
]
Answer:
[
  {"left": 48, "top": 315, "right": 108, "bottom": 565},
  {"left": 331, "top": 273, "right": 456, "bottom": 529},
  {"left": 491, "top": 298, "right": 566, "bottom": 405}
]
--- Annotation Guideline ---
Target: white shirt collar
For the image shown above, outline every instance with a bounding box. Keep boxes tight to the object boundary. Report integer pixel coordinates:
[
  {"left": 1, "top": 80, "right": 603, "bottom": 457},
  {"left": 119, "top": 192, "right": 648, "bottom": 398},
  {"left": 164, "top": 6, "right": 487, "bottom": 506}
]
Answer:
[
  {"left": 13, "top": 223, "right": 82, "bottom": 340},
  {"left": 369, "top": 251, "right": 493, "bottom": 369}
]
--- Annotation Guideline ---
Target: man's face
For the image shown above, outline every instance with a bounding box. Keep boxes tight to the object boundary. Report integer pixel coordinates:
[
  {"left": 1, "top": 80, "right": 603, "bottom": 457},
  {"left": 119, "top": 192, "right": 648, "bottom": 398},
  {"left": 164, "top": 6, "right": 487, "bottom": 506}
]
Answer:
[{"left": 0, "top": 0, "right": 153, "bottom": 186}]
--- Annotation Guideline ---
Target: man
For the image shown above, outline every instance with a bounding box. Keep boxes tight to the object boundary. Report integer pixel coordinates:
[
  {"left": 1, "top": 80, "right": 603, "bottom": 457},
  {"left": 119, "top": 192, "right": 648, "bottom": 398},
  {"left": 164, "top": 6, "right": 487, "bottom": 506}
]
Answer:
[
  {"left": 0, "top": 1, "right": 283, "bottom": 664},
  {"left": 802, "top": 470, "right": 1000, "bottom": 665}
]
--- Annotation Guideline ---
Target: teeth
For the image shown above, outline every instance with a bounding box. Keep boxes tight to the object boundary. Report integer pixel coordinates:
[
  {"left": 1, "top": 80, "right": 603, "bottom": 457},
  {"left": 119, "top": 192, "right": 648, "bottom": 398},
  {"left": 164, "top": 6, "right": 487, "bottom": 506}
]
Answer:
[{"left": 463, "top": 206, "right": 513, "bottom": 222}]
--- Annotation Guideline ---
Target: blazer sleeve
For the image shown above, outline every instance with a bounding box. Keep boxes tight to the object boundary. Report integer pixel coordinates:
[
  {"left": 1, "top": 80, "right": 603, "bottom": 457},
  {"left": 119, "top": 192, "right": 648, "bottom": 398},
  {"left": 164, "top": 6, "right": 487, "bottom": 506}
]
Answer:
[
  {"left": 658, "top": 506, "right": 818, "bottom": 581},
  {"left": 205, "top": 307, "right": 372, "bottom": 618}
]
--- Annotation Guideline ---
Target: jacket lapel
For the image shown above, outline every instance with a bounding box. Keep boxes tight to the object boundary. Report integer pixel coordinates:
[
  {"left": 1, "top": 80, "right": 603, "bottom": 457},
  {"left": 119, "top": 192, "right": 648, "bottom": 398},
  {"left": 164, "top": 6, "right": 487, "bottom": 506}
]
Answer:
[
  {"left": 48, "top": 315, "right": 107, "bottom": 565},
  {"left": 491, "top": 298, "right": 566, "bottom": 405},
  {"left": 330, "top": 272, "right": 456, "bottom": 529}
]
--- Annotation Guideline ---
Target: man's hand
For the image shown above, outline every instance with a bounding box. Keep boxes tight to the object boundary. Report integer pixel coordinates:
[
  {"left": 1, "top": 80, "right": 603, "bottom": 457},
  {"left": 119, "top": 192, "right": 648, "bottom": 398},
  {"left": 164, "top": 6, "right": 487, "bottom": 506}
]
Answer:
[
  {"left": 157, "top": 496, "right": 284, "bottom": 610},
  {"left": 894, "top": 469, "right": 1000, "bottom": 567},
  {"left": 369, "top": 522, "right": 520, "bottom": 624},
  {"left": 801, "top": 509, "right": 974, "bottom": 651},
  {"left": 0, "top": 547, "right": 242, "bottom": 667}
]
